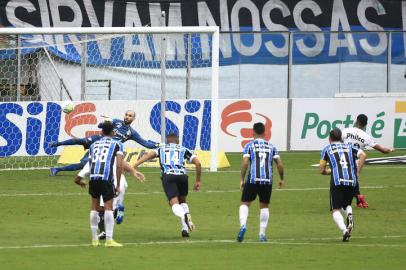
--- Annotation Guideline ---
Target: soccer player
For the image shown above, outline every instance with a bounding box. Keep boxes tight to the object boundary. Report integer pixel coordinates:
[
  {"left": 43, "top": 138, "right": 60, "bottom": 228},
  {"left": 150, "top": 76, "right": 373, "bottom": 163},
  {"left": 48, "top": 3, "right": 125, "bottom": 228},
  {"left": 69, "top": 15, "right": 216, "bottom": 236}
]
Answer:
[
  {"left": 74, "top": 121, "right": 124, "bottom": 247},
  {"left": 237, "top": 122, "right": 285, "bottom": 242},
  {"left": 341, "top": 114, "right": 395, "bottom": 208},
  {"left": 50, "top": 110, "right": 157, "bottom": 176},
  {"left": 77, "top": 142, "right": 145, "bottom": 240},
  {"left": 132, "top": 133, "right": 202, "bottom": 237},
  {"left": 320, "top": 128, "right": 366, "bottom": 242}
]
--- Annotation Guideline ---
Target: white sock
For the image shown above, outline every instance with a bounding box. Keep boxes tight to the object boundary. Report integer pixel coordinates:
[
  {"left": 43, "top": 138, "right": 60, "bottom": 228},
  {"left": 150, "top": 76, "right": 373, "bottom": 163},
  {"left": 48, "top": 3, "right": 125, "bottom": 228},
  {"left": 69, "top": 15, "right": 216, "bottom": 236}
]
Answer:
[
  {"left": 259, "top": 208, "right": 269, "bottom": 236},
  {"left": 104, "top": 210, "right": 115, "bottom": 240},
  {"left": 239, "top": 205, "right": 249, "bottom": 227},
  {"left": 180, "top": 203, "right": 190, "bottom": 230},
  {"left": 90, "top": 210, "right": 100, "bottom": 240},
  {"left": 332, "top": 211, "right": 347, "bottom": 235},
  {"left": 345, "top": 206, "right": 353, "bottom": 217},
  {"left": 181, "top": 203, "right": 190, "bottom": 214},
  {"left": 172, "top": 204, "right": 187, "bottom": 230}
]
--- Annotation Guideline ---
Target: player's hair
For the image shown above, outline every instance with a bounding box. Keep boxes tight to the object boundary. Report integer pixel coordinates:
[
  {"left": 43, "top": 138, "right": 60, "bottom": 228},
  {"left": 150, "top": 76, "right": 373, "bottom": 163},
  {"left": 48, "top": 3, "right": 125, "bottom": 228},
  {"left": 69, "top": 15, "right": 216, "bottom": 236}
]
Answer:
[
  {"left": 253, "top": 122, "right": 265, "bottom": 135},
  {"left": 329, "top": 128, "right": 342, "bottom": 141},
  {"left": 166, "top": 132, "right": 179, "bottom": 138},
  {"left": 125, "top": 110, "right": 136, "bottom": 117},
  {"left": 100, "top": 121, "right": 114, "bottom": 135},
  {"left": 356, "top": 114, "right": 368, "bottom": 127}
]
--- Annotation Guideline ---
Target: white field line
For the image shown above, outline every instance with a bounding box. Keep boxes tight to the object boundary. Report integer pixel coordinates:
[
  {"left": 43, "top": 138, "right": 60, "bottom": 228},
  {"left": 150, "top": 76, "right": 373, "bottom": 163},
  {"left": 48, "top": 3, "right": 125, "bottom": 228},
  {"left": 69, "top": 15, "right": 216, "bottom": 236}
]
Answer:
[
  {"left": 1, "top": 185, "right": 405, "bottom": 197},
  {"left": 1, "top": 235, "right": 406, "bottom": 250}
]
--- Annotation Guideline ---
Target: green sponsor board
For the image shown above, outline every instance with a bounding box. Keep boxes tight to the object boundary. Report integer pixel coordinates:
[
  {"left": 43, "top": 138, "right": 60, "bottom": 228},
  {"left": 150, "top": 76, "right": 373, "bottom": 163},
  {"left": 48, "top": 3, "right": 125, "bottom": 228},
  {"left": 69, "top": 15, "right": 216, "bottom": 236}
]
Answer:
[{"left": 394, "top": 118, "right": 406, "bottom": 148}]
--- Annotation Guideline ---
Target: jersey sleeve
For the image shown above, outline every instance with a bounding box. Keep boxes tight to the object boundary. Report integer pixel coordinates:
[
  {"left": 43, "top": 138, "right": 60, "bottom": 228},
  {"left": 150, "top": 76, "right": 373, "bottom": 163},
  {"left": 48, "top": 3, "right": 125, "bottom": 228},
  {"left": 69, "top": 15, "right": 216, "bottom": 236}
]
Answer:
[
  {"left": 116, "top": 142, "right": 124, "bottom": 156},
  {"left": 320, "top": 146, "right": 329, "bottom": 165},
  {"left": 184, "top": 148, "right": 196, "bottom": 163},
  {"left": 153, "top": 146, "right": 160, "bottom": 157},
  {"left": 130, "top": 128, "right": 157, "bottom": 149},
  {"left": 77, "top": 161, "right": 90, "bottom": 178},
  {"left": 272, "top": 145, "right": 280, "bottom": 160},
  {"left": 364, "top": 133, "right": 377, "bottom": 148},
  {"left": 243, "top": 143, "right": 251, "bottom": 158}
]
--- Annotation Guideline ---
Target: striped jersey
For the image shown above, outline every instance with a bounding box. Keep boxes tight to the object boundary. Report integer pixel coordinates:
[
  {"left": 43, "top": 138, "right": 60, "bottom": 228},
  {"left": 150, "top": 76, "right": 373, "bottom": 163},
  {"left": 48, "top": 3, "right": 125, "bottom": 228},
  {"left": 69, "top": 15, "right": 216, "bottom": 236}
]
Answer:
[
  {"left": 243, "top": 139, "right": 280, "bottom": 185},
  {"left": 154, "top": 143, "right": 195, "bottom": 175},
  {"left": 320, "top": 142, "right": 361, "bottom": 187},
  {"left": 88, "top": 137, "right": 124, "bottom": 182}
]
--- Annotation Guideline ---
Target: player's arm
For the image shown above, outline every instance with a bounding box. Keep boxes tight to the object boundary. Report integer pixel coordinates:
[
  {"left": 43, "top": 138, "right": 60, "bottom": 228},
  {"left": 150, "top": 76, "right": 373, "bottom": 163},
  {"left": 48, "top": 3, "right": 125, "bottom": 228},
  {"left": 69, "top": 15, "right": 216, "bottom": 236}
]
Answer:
[
  {"left": 240, "top": 157, "right": 250, "bottom": 190},
  {"left": 373, "top": 144, "right": 395, "bottom": 154},
  {"left": 123, "top": 161, "right": 145, "bottom": 182},
  {"left": 50, "top": 137, "right": 88, "bottom": 147},
  {"left": 356, "top": 149, "right": 367, "bottom": 177},
  {"left": 132, "top": 150, "right": 158, "bottom": 168},
  {"left": 275, "top": 157, "right": 285, "bottom": 189},
  {"left": 191, "top": 156, "right": 202, "bottom": 191},
  {"left": 115, "top": 143, "right": 124, "bottom": 194},
  {"left": 130, "top": 129, "right": 158, "bottom": 149},
  {"left": 320, "top": 149, "right": 331, "bottom": 175}
]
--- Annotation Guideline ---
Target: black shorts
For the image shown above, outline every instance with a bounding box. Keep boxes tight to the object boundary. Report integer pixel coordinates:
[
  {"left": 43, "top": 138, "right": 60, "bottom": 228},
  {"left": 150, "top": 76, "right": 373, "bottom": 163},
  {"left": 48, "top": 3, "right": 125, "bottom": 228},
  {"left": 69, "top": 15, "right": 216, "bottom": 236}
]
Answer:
[
  {"left": 330, "top": 185, "right": 355, "bottom": 210},
  {"left": 161, "top": 174, "right": 188, "bottom": 201},
  {"left": 241, "top": 183, "right": 272, "bottom": 204},
  {"left": 89, "top": 180, "right": 115, "bottom": 202}
]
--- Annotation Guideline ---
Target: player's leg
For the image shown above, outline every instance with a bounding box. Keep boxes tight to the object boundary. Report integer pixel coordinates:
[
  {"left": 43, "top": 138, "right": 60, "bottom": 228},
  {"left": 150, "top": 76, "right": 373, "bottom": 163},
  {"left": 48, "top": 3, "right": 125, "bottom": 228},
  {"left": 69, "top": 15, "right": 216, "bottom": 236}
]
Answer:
[
  {"left": 89, "top": 181, "right": 101, "bottom": 247},
  {"left": 114, "top": 175, "right": 128, "bottom": 224},
  {"left": 162, "top": 174, "right": 188, "bottom": 236},
  {"left": 103, "top": 181, "right": 122, "bottom": 247},
  {"left": 50, "top": 152, "right": 88, "bottom": 176},
  {"left": 330, "top": 186, "right": 349, "bottom": 241},
  {"left": 237, "top": 183, "right": 257, "bottom": 242},
  {"left": 343, "top": 187, "right": 355, "bottom": 237},
  {"left": 258, "top": 184, "right": 272, "bottom": 242},
  {"left": 178, "top": 175, "right": 194, "bottom": 234},
  {"left": 355, "top": 181, "right": 368, "bottom": 208}
]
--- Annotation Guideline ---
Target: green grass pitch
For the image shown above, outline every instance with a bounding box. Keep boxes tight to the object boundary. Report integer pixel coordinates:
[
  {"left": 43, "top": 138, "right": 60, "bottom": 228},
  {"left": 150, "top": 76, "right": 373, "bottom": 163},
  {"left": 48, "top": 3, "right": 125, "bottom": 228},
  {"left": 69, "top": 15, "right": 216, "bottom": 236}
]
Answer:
[{"left": 0, "top": 150, "right": 405, "bottom": 269}]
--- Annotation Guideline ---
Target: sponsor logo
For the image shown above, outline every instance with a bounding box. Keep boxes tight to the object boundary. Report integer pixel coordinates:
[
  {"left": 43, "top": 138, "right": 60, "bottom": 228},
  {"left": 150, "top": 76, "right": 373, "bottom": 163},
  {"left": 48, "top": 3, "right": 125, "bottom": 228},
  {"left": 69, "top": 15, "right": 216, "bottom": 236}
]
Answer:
[
  {"left": 394, "top": 101, "right": 406, "bottom": 148},
  {"left": 221, "top": 100, "right": 272, "bottom": 148}
]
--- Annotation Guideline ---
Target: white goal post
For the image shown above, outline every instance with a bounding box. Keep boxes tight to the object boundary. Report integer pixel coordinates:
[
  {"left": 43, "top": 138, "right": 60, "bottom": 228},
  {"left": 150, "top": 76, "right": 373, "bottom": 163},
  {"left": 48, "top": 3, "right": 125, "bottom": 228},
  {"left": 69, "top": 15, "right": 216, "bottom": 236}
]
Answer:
[{"left": 0, "top": 26, "right": 220, "bottom": 172}]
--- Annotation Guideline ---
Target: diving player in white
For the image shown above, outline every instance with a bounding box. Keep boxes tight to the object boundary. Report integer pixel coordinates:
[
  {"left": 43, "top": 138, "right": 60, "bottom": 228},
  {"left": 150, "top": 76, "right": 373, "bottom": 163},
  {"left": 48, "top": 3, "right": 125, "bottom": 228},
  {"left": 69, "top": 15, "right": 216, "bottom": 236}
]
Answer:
[{"left": 341, "top": 114, "right": 394, "bottom": 208}]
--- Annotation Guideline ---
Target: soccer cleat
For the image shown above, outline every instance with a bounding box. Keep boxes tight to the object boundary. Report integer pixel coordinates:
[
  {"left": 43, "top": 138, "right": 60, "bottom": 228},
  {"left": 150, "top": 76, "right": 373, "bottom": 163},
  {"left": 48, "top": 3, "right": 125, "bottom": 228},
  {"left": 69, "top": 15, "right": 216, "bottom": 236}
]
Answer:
[
  {"left": 346, "top": 214, "right": 354, "bottom": 236},
  {"left": 105, "top": 239, "right": 123, "bottom": 247},
  {"left": 184, "top": 213, "right": 195, "bottom": 231},
  {"left": 181, "top": 230, "right": 190, "bottom": 238},
  {"left": 50, "top": 167, "right": 58, "bottom": 176},
  {"left": 259, "top": 234, "right": 267, "bottom": 242},
  {"left": 356, "top": 195, "right": 369, "bottom": 208},
  {"left": 116, "top": 205, "right": 124, "bottom": 224},
  {"left": 342, "top": 230, "right": 351, "bottom": 242},
  {"left": 237, "top": 225, "right": 247, "bottom": 242},
  {"left": 91, "top": 240, "right": 100, "bottom": 247},
  {"left": 98, "top": 231, "right": 106, "bottom": 240}
]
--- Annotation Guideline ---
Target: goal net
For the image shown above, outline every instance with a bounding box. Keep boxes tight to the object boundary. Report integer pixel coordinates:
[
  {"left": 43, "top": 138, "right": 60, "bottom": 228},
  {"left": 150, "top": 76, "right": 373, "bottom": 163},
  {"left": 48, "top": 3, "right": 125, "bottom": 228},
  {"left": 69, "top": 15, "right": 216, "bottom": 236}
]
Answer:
[{"left": 0, "top": 26, "right": 219, "bottom": 171}]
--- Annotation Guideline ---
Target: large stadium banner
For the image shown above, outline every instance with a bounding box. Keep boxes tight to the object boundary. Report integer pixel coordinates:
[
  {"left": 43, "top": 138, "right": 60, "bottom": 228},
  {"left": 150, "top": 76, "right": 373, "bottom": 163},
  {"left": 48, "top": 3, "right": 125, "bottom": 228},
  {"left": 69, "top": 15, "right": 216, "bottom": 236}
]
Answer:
[
  {"left": 0, "top": 0, "right": 406, "bottom": 65},
  {"left": 0, "top": 99, "right": 288, "bottom": 157},
  {"left": 290, "top": 98, "right": 406, "bottom": 150}
]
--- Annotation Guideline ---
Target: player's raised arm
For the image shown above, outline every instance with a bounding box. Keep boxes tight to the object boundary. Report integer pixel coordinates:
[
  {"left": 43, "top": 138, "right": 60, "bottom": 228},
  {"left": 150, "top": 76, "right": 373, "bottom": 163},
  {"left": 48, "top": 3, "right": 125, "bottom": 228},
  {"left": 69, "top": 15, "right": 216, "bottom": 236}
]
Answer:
[
  {"left": 130, "top": 128, "right": 158, "bottom": 149},
  {"left": 133, "top": 150, "right": 158, "bottom": 168},
  {"left": 123, "top": 161, "right": 145, "bottom": 182}
]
